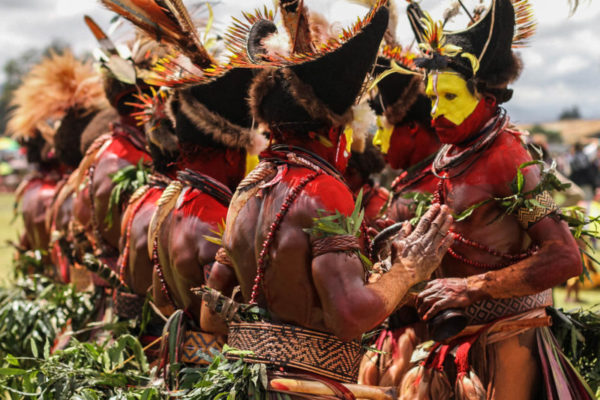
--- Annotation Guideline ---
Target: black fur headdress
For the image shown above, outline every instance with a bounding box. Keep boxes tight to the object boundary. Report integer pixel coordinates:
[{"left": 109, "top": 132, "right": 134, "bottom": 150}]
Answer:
[
  {"left": 372, "top": 47, "right": 431, "bottom": 126},
  {"left": 407, "top": 0, "right": 535, "bottom": 102},
  {"left": 166, "top": 68, "right": 267, "bottom": 155},
  {"left": 243, "top": 3, "right": 389, "bottom": 131}
]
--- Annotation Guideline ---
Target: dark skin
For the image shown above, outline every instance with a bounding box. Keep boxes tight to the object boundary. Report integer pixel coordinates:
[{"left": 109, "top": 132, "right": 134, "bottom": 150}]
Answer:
[
  {"left": 206, "top": 137, "right": 454, "bottom": 341},
  {"left": 121, "top": 190, "right": 161, "bottom": 296},
  {"left": 416, "top": 109, "right": 581, "bottom": 321},
  {"left": 20, "top": 179, "right": 58, "bottom": 252},
  {"left": 415, "top": 95, "right": 580, "bottom": 400},
  {"left": 152, "top": 148, "right": 246, "bottom": 323},
  {"left": 70, "top": 117, "right": 150, "bottom": 272}
]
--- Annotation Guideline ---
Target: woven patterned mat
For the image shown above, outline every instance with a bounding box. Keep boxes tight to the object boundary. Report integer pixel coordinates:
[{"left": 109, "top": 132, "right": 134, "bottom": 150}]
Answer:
[
  {"left": 181, "top": 331, "right": 224, "bottom": 365},
  {"left": 465, "top": 289, "right": 553, "bottom": 324},
  {"left": 227, "top": 321, "right": 363, "bottom": 383}
]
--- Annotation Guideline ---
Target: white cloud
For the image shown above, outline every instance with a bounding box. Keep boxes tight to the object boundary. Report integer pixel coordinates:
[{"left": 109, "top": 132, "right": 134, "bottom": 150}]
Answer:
[{"left": 0, "top": 0, "right": 599, "bottom": 123}]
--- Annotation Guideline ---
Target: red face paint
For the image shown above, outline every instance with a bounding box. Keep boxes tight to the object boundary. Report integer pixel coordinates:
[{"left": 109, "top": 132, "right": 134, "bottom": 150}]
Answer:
[{"left": 432, "top": 98, "right": 496, "bottom": 145}]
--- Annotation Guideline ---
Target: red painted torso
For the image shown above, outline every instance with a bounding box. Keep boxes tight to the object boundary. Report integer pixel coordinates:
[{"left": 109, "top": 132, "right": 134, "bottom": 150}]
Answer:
[{"left": 435, "top": 129, "right": 536, "bottom": 278}]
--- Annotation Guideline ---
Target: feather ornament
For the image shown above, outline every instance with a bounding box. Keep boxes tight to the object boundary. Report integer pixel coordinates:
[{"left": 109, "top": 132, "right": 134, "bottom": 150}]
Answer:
[
  {"left": 7, "top": 51, "right": 108, "bottom": 141},
  {"left": 147, "top": 180, "right": 182, "bottom": 258},
  {"left": 512, "top": 0, "right": 537, "bottom": 48},
  {"left": 226, "top": 0, "right": 388, "bottom": 68},
  {"left": 99, "top": 0, "right": 215, "bottom": 68}
]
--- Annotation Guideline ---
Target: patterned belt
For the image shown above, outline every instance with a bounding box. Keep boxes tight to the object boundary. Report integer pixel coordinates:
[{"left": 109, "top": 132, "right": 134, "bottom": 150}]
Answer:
[
  {"left": 181, "top": 331, "right": 225, "bottom": 365},
  {"left": 227, "top": 321, "right": 364, "bottom": 383},
  {"left": 113, "top": 289, "right": 145, "bottom": 320},
  {"left": 465, "top": 289, "right": 553, "bottom": 324}
]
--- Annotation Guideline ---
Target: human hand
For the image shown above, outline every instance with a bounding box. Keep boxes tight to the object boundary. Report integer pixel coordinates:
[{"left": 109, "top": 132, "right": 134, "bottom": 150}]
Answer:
[
  {"left": 416, "top": 278, "right": 479, "bottom": 321},
  {"left": 390, "top": 204, "right": 453, "bottom": 284}
]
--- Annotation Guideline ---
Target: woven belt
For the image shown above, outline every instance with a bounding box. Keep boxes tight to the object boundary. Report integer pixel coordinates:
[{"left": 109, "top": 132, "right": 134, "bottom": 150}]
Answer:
[
  {"left": 181, "top": 331, "right": 225, "bottom": 365},
  {"left": 465, "top": 289, "right": 553, "bottom": 324},
  {"left": 227, "top": 321, "right": 364, "bottom": 383},
  {"left": 113, "top": 289, "right": 145, "bottom": 319}
]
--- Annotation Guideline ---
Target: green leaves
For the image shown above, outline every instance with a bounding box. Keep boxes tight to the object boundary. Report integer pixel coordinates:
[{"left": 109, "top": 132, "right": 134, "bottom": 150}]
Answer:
[
  {"left": 176, "top": 352, "right": 269, "bottom": 400},
  {"left": 303, "top": 190, "right": 372, "bottom": 270},
  {"left": 304, "top": 190, "right": 365, "bottom": 239},
  {"left": 549, "top": 306, "right": 600, "bottom": 393},
  {"left": 106, "top": 160, "right": 150, "bottom": 228},
  {"left": 0, "top": 275, "right": 97, "bottom": 361}
]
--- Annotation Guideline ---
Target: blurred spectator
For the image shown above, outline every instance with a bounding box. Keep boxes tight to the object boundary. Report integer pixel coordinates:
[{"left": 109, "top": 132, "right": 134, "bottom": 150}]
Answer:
[{"left": 569, "top": 142, "right": 597, "bottom": 199}]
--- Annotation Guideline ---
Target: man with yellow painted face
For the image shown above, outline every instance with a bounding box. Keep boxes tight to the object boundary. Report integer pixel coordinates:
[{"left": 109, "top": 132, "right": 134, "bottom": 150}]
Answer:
[{"left": 400, "top": 1, "right": 594, "bottom": 399}]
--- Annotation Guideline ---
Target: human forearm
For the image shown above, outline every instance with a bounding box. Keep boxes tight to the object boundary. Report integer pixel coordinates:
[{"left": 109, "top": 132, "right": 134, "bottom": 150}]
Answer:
[
  {"left": 467, "top": 240, "right": 581, "bottom": 301},
  {"left": 200, "top": 262, "right": 237, "bottom": 335}
]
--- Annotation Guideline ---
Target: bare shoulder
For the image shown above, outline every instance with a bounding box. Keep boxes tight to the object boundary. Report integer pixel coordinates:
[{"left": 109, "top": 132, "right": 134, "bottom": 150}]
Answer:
[
  {"left": 285, "top": 173, "right": 356, "bottom": 226},
  {"left": 483, "top": 130, "right": 537, "bottom": 195}
]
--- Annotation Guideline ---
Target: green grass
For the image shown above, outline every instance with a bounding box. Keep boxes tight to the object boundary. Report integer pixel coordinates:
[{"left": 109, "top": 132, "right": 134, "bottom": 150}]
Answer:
[
  {"left": 553, "top": 286, "right": 600, "bottom": 312},
  {"left": 0, "top": 193, "right": 17, "bottom": 284}
]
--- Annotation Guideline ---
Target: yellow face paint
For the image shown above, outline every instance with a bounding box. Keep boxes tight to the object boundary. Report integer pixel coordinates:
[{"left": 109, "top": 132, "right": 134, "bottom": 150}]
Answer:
[
  {"left": 425, "top": 71, "right": 479, "bottom": 126},
  {"left": 373, "top": 116, "right": 394, "bottom": 154},
  {"left": 245, "top": 154, "right": 260, "bottom": 176},
  {"left": 343, "top": 125, "right": 354, "bottom": 153}
]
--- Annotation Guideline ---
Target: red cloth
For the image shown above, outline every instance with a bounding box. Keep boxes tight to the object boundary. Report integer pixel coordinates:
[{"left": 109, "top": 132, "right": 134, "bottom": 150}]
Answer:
[
  {"left": 176, "top": 187, "right": 229, "bottom": 227},
  {"left": 102, "top": 134, "right": 151, "bottom": 165},
  {"left": 281, "top": 166, "right": 355, "bottom": 217}
]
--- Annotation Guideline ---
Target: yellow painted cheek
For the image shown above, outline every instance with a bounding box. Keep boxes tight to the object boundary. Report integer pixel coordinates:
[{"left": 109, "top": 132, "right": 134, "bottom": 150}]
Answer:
[
  {"left": 428, "top": 72, "right": 479, "bottom": 126},
  {"left": 373, "top": 116, "right": 393, "bottom": 154},
  {"left": 245, "top": 154, "right": 260, "bottom": 176},
  {"left": 343, "top": 126, "right": 354, "bottom": 153}
]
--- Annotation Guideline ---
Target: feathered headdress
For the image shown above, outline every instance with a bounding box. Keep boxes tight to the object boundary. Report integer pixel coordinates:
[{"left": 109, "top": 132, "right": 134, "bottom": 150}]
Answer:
[
  {"left": 407, "top": 0, "right": 536, "bottom": 98},
  {"left": 369, "top": 45, "right": 431, "bottom": 126},
  {"left": 97, "top": 0, "right": 215, "bottom": 69},
  {"left": 128, "top": 88, "right": 180, "bottom": 173},
  {"left": 242, "top": 1, "right": 389, "bottom": 134},
  {"left": 7, "top": 50, "right": 107, "bottom": 142},
  {"left": 97, "top": 0, "right": 266, "bottom": 155},
  {"left": 84, "top": 15, "right": 170, "bottom": 85}
]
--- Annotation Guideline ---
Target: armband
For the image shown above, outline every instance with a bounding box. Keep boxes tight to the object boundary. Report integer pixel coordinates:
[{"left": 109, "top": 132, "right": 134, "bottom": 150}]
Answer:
[
  {"left": 311, "top": 235, "right": 361, "bottom": 258},
  {"left": 516, "top": 191, "right": 558, "bottom": 229}
]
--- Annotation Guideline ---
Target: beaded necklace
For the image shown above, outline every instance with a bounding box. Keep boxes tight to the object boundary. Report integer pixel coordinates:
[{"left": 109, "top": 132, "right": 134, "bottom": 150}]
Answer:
[
  {"left": 249, "top": 145, "right": 372, "bottom": 304},
  {"left": 432, "top": 110, "right": 537, "bottom": 270}
]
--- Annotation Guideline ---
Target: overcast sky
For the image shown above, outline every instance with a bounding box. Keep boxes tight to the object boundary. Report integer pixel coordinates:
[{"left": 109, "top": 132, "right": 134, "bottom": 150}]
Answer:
[{"left": 0, "top": 0, "right": 599, "bottom": 123}]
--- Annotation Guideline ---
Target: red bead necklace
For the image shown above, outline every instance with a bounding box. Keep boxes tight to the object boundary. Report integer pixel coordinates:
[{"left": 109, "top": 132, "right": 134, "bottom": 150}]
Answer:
[
  {"left": 250, "top": 172, "right": 320, "bottom": 305},
  {"left": 434, "top": 177, "right": 537, "bottom": 270},
  {"left": 152, "top": 237, "right": 178, "bottom": 310}
]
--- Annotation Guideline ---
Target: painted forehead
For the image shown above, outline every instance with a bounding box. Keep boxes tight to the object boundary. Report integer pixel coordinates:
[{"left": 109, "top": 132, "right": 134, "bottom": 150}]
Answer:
[{"left": 426, "top": 71, "right": 468, "bottom": 93}]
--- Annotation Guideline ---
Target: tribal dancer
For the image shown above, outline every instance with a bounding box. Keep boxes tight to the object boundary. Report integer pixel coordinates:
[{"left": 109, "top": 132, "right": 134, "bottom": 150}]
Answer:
[
  {"left": 115, "top": 89, "right": 179, "bottom": 319},
  {"left": 70, "top": 18, "right": 161, "bottom": 283},
  {"left": 344, "top": 141, "right": 389, "bottom": 226},
  {"left": 395, "top": 1, "right": 593, "bottom": 398},
  {"left": 103, "top": 0, "right": 267, "bottom": 365},
  {"left": 359, "top": 46, "right": 440, "bottom": 388},
  {"left": 202, "top": 3, "right": 453, "bottom": 398},
  {"left": 7, "top": 51, "right": 108, "bottom": 278}
]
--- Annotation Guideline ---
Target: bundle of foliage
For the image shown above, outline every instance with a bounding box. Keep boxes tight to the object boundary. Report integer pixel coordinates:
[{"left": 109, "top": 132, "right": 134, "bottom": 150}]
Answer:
[
  {"left": 174, "top": 347, "right": 268, "bottom": 400},
  {"left": 0, "top": 274, "right": 98, "bottom": 360},
  {"left": 106, "top": 160, "right": 150, "bottom": 227},
  {"left": 548, "top": 306, "right": 600, "bottom": 395},
  {"left": 0, "top": 335, "right": 157, "bottom": 399}
]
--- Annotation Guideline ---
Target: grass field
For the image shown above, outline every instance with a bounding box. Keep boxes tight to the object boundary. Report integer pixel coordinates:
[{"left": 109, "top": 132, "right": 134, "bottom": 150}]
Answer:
[{"left": 0, "top": 193, "right": 17, "bottom": 285}]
